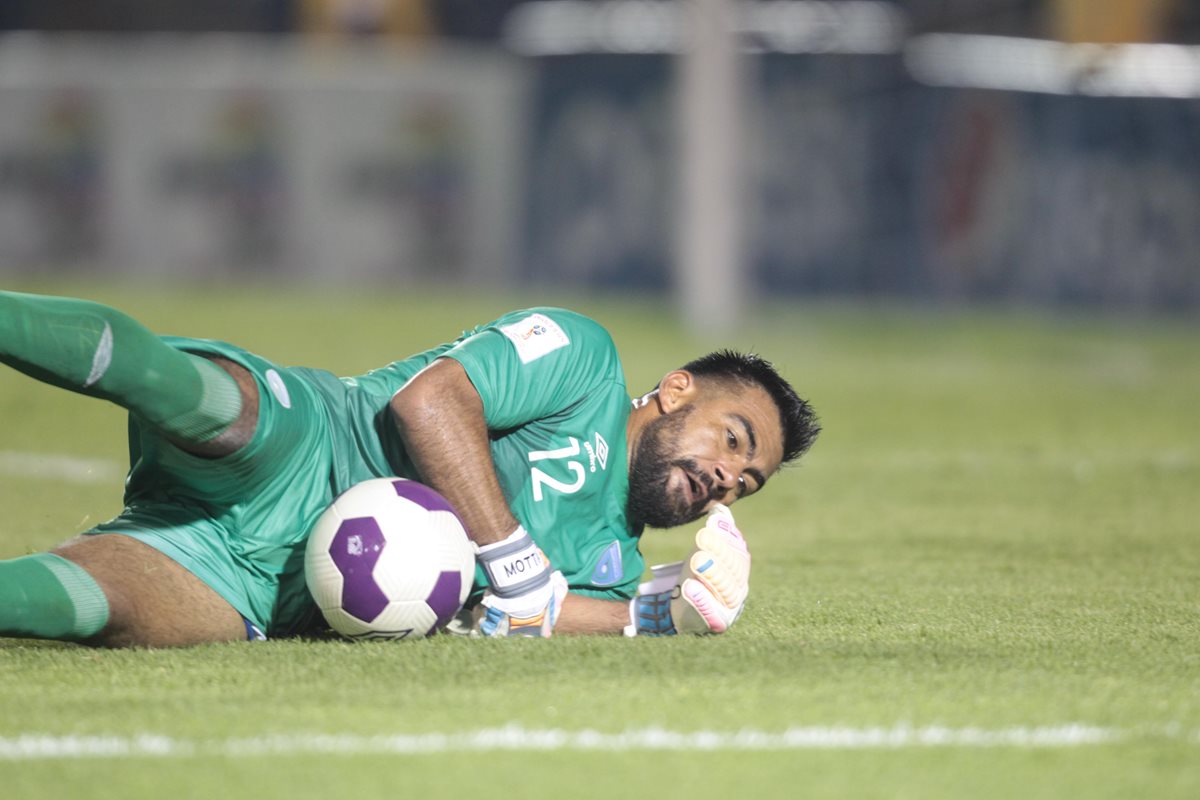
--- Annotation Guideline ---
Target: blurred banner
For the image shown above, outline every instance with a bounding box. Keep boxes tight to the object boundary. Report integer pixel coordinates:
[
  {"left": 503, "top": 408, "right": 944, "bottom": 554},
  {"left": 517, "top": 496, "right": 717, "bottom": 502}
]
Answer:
[
  {"left": 515, "top": 30, "right": 1200, "bottom": 312},
  {"left": 1, "top": 17, "right": 1199, "bottom": 311},
  {"left": 0, "top": 37, "right": 528, "bottom": 285}
]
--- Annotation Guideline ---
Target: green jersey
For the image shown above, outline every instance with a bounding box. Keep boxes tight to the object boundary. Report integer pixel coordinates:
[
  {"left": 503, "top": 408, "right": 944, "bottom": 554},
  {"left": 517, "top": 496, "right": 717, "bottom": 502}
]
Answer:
[
  {"left": 303, "top": 307, "right": 644, "bottom": 601},
  {"left": 88, "top": 307, "right": 642, "bottom": 635}
]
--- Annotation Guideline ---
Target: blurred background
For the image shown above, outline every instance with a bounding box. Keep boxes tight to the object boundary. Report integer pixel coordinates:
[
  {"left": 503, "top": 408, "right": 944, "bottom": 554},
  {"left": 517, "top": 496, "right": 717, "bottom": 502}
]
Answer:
[{"left": 1, "top": 0, "right": 1198, "bottom": 331}]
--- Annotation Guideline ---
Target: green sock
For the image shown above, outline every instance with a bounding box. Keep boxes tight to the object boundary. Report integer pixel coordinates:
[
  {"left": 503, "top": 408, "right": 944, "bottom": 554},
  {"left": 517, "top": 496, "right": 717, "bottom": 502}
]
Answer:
[
  {"left": 0, "top": 291, "right": 241, "bottom": 442},
  {"left": 0, "top": 553, "right": 110, "bottom": 641}
]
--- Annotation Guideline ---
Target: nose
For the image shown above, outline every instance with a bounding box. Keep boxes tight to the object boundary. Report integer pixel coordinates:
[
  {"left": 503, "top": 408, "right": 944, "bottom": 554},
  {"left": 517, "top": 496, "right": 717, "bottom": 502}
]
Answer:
[{"left": 710, "top": 462, "right": 738, "bottom": 493}]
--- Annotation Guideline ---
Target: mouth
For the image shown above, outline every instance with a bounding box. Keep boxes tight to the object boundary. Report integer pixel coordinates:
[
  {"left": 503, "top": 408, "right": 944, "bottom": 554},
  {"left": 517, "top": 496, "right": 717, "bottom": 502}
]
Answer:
[{"left": 677, "top": 466, "right": 704, "bottom": 507}]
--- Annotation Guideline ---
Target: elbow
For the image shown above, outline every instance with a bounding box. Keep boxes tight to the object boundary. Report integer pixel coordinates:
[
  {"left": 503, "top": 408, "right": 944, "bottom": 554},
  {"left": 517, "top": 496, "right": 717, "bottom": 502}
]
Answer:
[
  {"left": 390, "top": 358, "right": 480, "bottom": 437},
  {"left": 390, "top": 375, "right": 437, "bottom": 437}
]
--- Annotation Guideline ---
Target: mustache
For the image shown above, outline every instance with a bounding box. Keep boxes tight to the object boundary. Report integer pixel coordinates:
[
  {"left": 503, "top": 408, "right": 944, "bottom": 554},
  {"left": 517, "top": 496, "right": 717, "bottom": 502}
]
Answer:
[{"left": 674, "top": 458, "right": 719, "bottom": 502}]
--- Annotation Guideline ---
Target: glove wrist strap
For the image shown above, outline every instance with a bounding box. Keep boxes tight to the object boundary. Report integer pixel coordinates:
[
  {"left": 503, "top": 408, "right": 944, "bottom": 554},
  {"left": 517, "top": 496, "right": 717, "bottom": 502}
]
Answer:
[
  {"left": 476, "top": 525, "right": 550, "bottom": 599},
  {"left": 626, "top": 589, "right": 678, "bottom": 637}
]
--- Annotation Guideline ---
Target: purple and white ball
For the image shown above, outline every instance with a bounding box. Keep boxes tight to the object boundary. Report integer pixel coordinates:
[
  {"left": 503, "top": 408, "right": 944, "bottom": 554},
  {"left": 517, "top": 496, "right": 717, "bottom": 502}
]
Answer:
[{"left": 305, "top": 478, "right": 475, "bottom": 640}]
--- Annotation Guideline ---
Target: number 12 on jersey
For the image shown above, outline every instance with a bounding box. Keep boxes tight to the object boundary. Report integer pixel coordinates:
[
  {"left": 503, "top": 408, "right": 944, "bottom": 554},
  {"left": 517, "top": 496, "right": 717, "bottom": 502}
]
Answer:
[{"left": 529, "top": 438, "right": 585, "bottom": 501}]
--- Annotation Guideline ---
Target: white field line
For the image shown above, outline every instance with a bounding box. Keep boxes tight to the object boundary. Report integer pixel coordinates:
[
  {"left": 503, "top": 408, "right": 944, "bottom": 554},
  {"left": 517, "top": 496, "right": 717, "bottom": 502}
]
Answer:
[
  {"left": 3, "top": 724, "right": 1189, "bottom": 761},
  {"left": 0, "top": 451, "right": 124, "bottom": 485}
]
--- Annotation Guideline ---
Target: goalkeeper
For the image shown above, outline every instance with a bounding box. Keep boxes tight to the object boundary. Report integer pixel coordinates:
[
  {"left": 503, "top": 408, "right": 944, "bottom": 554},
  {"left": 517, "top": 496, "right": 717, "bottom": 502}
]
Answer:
[{"left": 0, "top": 291, "right": 819, "bottom": 645}]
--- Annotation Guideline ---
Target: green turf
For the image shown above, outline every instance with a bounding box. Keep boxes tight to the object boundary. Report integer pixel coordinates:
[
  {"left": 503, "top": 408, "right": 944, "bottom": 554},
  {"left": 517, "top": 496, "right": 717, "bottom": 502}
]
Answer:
[{"left": 1, "top": 280, "right": 1197, "bottom": 798}]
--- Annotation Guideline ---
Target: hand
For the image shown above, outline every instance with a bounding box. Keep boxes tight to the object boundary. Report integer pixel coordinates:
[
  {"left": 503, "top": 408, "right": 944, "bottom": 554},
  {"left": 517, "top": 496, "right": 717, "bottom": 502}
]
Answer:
[
  {"left": 475, "top": 526, "right": 566, "bottom": 637},
  {"left": 625, "top": 504, "right": 751, "bottom": 636},
  {"left": 674, "top": 504, "right": 751, "bottom": 633}
]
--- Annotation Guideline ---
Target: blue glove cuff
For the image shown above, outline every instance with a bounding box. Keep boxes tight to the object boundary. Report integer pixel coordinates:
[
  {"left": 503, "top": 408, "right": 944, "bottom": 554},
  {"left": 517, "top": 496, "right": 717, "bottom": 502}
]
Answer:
[{"left": 629, "top": 589, "right": 677, "bottom": 636}]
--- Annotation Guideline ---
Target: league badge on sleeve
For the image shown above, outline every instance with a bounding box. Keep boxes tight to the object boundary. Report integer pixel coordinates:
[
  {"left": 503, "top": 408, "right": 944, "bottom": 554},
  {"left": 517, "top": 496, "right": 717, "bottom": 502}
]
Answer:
[{"left": 500, "top": 313, "right": 570, "bottom": 363}]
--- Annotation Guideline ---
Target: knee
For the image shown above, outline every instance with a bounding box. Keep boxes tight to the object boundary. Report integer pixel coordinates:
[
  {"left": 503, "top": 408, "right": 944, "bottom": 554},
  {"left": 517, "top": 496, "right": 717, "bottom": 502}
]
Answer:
[
  {"left": 171, "top": 357, "right": 260, "bottom": 458},
  {"left": 54, "top": 534, "right": 248, "bottom": 647},
  {"left": 50, "top": 539, "right": 137, "bottom": 647}
]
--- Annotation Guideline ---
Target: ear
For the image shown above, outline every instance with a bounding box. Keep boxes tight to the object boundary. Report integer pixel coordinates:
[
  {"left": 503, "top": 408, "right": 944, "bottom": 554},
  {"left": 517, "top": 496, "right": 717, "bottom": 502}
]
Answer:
[{"left": 656, "top": 370, "right": 697, "bottom": 413}]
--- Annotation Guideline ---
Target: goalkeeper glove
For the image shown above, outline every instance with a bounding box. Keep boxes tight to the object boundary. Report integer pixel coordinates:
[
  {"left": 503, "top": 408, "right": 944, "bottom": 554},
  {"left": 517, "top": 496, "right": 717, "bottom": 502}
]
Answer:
[
  {"left": 475, "top": 525, "right": 566, "bottom": 637},
  {"left": 625, "top": 504, "right": 751, "bottom": 637}
]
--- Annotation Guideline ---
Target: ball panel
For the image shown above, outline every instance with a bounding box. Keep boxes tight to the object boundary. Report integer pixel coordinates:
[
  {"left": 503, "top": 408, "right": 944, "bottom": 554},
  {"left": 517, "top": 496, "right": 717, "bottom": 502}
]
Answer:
[
  {"left": 373, "top": 599, "right": 436, "bottom": 638},
  {"left": 391, "top": 478, "right": 461, "bottom": 519},
  {"left": 329, "top": 516, "right": 389, "bottom": 623},
  {"left": 319, "top": 605, "right": 376, "bottom": 638},
  {"left": 426, "top": 571, "right": 463, "bottom": 629},
  {"left": 304, "top": 506, "right": 347, "bottom": 611},
  {"left": 370, "top": 499, "right": 445, "bottom": 608},
  {"left": 305, "top": 551, "right": 344, "bottom": 611},
  {"left": 425, "top": 508, "right": 476, "bottom": 605}
]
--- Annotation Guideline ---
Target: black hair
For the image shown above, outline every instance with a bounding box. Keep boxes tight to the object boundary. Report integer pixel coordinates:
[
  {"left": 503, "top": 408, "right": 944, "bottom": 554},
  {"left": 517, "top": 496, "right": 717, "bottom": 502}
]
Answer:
[{"left": 680, "top": 350, "right": 820, "bottom": 465}]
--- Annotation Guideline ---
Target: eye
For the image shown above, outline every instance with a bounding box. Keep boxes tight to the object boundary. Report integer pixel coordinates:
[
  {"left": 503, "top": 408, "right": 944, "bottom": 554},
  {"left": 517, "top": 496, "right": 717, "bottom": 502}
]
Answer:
[
  {"left": 726, "top": 429, "right": 737, "bottom": 450},
  {"left": 737, "top": 475, "right": 748, "bottom": 496}
]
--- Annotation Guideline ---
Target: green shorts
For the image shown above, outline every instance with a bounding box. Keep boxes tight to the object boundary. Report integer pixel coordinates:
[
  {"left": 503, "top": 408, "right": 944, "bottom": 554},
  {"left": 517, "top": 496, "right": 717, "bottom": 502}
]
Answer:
[{"left": 85, "top": 337, "right": 337, "bottom": 636}]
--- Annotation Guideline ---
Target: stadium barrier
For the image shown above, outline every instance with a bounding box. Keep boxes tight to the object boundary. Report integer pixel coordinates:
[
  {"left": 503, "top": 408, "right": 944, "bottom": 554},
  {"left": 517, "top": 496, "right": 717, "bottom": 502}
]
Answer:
[
  {"left": 1, "top": 20, "right": 1197, "bottom": 311},
  {"left": 0, "top": 36, "right": 529, "bottom": 286}
]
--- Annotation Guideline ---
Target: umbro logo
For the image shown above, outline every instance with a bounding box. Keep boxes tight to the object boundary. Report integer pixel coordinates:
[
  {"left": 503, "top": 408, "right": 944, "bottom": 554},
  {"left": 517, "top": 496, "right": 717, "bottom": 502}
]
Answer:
[{"left": 583, "top": 432, "right": 609, "bottom": 472}]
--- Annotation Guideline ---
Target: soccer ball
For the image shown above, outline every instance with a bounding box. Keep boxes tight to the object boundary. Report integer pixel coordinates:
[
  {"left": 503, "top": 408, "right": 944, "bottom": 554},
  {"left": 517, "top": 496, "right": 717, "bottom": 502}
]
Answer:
[{"left": 305, "top": 477, "right": 476, "bottom": 640}]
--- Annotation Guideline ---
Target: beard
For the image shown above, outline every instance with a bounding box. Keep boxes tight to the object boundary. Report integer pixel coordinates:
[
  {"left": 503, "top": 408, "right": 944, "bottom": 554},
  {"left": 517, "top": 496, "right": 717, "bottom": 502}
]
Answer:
[{"left": 627, "top": 406, "right": 713, "bottom": 529}]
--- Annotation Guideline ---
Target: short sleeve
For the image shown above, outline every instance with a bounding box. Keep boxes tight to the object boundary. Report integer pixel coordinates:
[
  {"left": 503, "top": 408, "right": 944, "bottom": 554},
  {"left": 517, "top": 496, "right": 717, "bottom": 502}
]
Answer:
[{"left": 440, "top": 308, "right": 622, "bottom": 430}]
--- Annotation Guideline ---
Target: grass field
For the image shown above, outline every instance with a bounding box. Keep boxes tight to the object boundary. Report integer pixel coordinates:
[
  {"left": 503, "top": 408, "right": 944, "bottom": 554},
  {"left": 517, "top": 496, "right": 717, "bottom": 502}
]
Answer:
[{"left": 1, "top": 280, "right": 1197, "bottom": 799}]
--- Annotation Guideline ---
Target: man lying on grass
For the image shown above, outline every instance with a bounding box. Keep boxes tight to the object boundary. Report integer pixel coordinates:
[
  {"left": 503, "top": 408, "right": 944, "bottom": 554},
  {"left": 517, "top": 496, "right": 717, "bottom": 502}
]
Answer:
[{"left": 0, "top": 291, "right": 818, "bottom": 646}]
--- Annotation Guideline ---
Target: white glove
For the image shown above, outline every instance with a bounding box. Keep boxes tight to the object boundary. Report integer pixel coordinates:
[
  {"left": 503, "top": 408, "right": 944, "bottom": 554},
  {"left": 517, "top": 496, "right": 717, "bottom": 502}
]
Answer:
[
  {"left": 625, "top": 504, "right": 751, "bottom": 636},
  {"left": 475, "top": 526, "right": 566, "bottom": 637},
  {"left": 674, "top": 504, "right": 751, "bottom": 633}
]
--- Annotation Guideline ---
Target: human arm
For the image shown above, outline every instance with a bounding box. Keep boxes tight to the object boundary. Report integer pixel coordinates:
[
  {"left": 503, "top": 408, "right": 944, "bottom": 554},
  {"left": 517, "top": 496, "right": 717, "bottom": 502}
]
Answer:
[
  {"left": 555, "top": 594, "right": 631, "bottom": 635},
  {"left": 389, "top": 357, "right": 516, "bottom": 548},
  {"left": 391, "top": 309, "right": 639, "bottom": 636},
  {"left": 391, "top": 357, "right": 561, "bottom": 635},
  {"left": 457, "top": 505, "right": 752, "bottom": 637}
]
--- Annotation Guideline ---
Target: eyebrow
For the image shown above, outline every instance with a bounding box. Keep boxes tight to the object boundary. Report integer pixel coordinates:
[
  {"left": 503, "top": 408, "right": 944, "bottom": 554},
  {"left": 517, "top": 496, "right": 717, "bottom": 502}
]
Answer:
[
  {"left": 733, "top": 414, "right": 767, "bottom": 491},
  {"left": 733, "top": 414, "right": 758, "bottom": 457}
]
